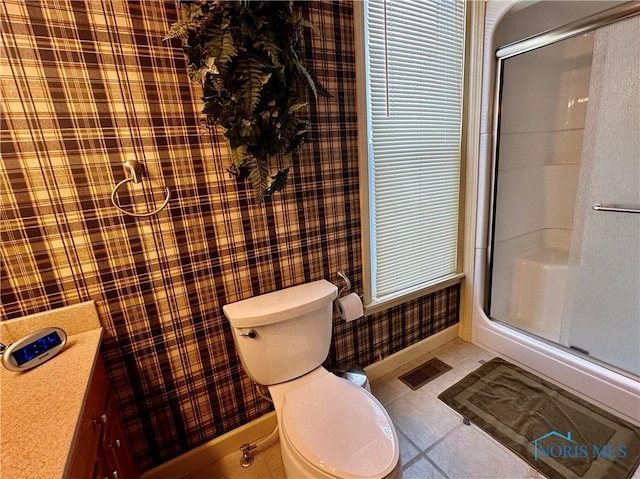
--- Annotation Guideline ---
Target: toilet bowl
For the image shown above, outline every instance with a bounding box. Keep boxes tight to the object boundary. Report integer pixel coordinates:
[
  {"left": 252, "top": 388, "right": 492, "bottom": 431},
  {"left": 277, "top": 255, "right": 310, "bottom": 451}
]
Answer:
[
  {"left": 269, "top": 367, "right": 401, "bottom": 479},
  {"left": 223, "top": 280, "right": 402, "bottom": 479}
]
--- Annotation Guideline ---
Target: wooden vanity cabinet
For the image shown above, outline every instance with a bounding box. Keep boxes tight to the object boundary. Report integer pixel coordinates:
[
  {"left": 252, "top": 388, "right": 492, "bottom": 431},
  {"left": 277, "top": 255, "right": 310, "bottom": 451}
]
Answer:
[
  {"left": 67, "top": 356, "right": 138, "bottom": 479},
  {"left": 98, "top": 386, "right": 138, "bottom": 479}
]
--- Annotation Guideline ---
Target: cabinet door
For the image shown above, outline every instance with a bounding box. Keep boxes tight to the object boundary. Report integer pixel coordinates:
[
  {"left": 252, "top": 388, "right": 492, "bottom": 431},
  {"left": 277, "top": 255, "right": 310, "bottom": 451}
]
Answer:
[
  {"left": 92, "top": 455, "right": 109, "bottom": 479},
  {"left": 99, "top": 391, "right": 138, "bottom": 479},
  {"left": 66, "top": 358, "right": 110, "bottom": 479}
]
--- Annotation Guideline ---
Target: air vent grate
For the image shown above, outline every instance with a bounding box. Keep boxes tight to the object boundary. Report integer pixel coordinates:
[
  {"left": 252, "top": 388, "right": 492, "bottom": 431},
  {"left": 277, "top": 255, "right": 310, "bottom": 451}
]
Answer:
[{"left": 398, "top": 358, "right": 452, "bottom": 390}]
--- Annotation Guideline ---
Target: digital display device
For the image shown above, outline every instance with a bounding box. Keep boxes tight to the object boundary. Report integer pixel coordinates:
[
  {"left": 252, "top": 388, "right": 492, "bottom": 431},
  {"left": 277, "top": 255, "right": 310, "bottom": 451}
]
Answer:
[
  {"left": 1, "top": 327, "right": 67, "bottom": 372},
  {"left": 12, "top": 331, "right": 63, "bottom": 366}
]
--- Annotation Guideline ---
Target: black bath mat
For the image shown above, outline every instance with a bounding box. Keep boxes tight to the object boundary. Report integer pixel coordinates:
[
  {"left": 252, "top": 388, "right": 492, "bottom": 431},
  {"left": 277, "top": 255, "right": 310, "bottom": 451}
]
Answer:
[
  {"left": 438, "top": 358, "right": 640, "bottom": 479},
  {"left": 398, "top": 358, "right": 452, "bottom": 390}
]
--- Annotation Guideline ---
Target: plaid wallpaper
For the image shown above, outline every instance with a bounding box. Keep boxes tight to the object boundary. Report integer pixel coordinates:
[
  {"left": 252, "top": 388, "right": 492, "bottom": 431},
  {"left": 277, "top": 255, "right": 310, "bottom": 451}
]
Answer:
[{"left": 0, "top": 0, "right": 460, "bottom": 471}]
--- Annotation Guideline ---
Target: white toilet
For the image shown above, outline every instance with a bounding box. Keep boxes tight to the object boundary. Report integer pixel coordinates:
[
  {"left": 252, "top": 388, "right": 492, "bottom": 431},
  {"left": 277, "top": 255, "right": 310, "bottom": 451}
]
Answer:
[{"left": 223, "top": 280, "right": 402, "bottom": 479}]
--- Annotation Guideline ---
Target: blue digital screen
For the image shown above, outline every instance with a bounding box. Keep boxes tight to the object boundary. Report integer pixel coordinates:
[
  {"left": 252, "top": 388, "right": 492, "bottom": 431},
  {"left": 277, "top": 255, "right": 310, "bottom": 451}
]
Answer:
[{"left": 11, "top": 331, "right": 63, "bottom": 366}]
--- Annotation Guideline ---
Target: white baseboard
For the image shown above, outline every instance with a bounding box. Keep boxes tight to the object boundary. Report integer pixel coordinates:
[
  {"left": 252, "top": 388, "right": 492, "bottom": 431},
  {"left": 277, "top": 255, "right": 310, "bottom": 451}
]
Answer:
[
  {"left": 365, "top": 324, "right": 460, "bottom": 381},
  {"left": 142, "top": 323, "right": 460, "bottom": 479},
  {"left": 141, "top": 412, "right": 277, "bottom": 479}
]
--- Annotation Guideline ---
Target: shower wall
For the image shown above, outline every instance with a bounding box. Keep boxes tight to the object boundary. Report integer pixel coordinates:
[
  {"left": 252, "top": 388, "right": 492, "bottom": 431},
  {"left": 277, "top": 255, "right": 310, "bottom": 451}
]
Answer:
[{"left": 0, "top": 0, "right": 460, "bottom": 471}]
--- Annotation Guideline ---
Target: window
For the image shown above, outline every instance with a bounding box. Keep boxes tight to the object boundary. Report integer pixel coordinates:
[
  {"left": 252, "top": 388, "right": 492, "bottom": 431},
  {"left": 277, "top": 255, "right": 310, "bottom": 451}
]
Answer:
[{"left": 356, "top": 0, "right": 467, "bottom": 312}]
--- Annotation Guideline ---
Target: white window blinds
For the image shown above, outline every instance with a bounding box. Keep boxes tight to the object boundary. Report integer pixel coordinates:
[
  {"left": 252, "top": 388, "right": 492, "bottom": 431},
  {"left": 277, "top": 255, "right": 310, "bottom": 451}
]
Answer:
[{"left": 364, "top": 0, "right": 465, "bottom": 303}]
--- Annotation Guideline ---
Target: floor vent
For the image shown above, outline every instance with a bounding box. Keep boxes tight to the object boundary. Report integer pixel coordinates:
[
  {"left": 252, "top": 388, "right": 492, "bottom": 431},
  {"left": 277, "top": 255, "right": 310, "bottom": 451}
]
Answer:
[{"left": 398, "top": 358, "right": 452, "bottom": 390}]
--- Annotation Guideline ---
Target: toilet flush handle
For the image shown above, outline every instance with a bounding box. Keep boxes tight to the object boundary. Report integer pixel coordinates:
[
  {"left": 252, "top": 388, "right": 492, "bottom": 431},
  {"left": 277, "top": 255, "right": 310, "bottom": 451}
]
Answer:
[{"left": 239, "top": 329, "right": 258, "bottom": 339}]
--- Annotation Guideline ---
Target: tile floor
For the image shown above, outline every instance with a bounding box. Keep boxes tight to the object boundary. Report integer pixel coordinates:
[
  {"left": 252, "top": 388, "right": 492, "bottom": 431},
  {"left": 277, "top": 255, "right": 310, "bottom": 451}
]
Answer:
[{"left": 183, "top": 338, "right": 640, "bottom": 479}]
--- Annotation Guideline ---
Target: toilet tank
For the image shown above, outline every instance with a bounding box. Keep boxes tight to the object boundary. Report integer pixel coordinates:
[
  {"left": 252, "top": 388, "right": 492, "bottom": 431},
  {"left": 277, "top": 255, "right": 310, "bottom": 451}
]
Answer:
[{"left": 222, "top": 280, "right": 338, "bottom": 385}]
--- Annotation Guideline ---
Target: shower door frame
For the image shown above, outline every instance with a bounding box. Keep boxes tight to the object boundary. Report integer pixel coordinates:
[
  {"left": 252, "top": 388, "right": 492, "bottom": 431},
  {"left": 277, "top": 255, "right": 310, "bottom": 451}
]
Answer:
[
  {"left": 485, "top": 2, "right": 640, "bottom": 352},
  {"left": 486, "top": 1, "right": 640, "bottom": 316},
  {"left": 472, "top": 0, "right": 640, "bottom": 426}
]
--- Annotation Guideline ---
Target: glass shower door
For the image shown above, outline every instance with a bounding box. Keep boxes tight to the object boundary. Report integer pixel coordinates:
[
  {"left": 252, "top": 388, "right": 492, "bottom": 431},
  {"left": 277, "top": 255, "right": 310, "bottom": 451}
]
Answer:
[
  {"left": 559, "top": 15, "right": 639, "bottom": 375},
  {"left": 488, "top": 13, "right": 640, "bottom": 376}
]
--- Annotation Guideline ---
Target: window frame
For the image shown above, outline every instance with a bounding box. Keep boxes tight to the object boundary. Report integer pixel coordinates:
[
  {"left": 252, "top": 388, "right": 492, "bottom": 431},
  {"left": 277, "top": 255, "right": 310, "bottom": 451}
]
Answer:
[{"left": 355, "top": 0, "right": 472, "bottom": 315}]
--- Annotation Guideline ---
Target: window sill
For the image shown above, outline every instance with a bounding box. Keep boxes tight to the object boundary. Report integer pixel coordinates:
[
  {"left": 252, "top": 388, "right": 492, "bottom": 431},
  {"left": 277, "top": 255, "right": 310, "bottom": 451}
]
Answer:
[{"left": 363, "top": 273, "right": 465, "bottom": 316}]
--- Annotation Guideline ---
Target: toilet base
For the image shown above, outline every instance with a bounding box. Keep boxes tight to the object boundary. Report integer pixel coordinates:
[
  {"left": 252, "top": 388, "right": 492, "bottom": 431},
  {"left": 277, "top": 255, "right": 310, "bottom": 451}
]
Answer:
[{"left": 278, "top": 428, "right": 402, "bottom": 479}]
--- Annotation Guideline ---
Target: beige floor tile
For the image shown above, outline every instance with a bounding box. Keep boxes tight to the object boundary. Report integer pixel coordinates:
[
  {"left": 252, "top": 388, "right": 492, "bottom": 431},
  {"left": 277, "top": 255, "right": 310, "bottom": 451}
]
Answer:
[
  {"left": 261, "top": 441, "right": 286, "bottom": 478},
  {"left": 186, "top": 339, "right": 512, "bottom": 479},
  {"left": 399, "top": 350, "right": 440, "bottom": 372},
  {"left": 371, "top": 341, "right": 494, "bottom": 405},
  {"left": 402, "top": 457, "right": 447, "bottom": 478},
  {"left": 426, "top": 424, "right": 532, "bottom": 479},
  {"left": 386, "top": 389, "right": 463, "bottom": 450},
  {"left": 397, "top": 429, "right": 421, "bottom": 466},
  {"left": 369, "top": 350, "right": 440, "bottom": 404},
  {"left": 527, "top": 466, "right": 547, "bottom": 478},
  {"left": 370, "top": 372, "right": 412, "bottom": 405},
  {"left": 453, "top": 349, "right": 495, "bottom": 374},
  {"left": 185, "top": 446, "right": 275, "bottom": 479},
  {"left": 412, "top": 365, "right": 471, "bottom": 399},
  {"left": 430, "top": 338, "right": 488, "bottom": 368}
]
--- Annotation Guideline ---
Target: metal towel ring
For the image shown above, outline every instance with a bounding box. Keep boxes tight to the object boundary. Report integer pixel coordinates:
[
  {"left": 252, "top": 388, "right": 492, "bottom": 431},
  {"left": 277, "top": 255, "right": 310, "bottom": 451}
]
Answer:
[{"left": 110, "top": 160, "right": 171, "bottom": 218}]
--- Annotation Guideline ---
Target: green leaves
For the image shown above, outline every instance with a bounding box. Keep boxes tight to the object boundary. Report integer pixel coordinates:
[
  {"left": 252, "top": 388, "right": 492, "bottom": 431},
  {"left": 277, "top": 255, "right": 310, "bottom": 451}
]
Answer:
[
  {"left": 247, "top": 154, "right": 270, "bottom": 200},
  {"left": 166, "top": 0, "right": 329, "bottom": 202},
  {"left": 235, "top": 55, "right": 272, "bottom": 112},
  {"left": 218, "top": 31, "right": 237, "bottom": 71},
  {"left": 287, "top": 102, "right": 308, "bottom": 114}
]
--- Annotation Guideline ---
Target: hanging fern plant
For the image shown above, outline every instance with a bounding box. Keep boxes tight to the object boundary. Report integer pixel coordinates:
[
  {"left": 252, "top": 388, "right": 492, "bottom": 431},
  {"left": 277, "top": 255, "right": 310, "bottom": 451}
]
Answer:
[{"left": 165, "top": 0, "right": 329, "bottom": 202}]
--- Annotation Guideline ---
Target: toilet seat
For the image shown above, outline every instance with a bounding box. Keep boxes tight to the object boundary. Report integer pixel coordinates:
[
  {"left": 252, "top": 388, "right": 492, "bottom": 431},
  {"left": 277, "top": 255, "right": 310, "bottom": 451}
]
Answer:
[{"left": 280, "top": 372, "right": 399, "bottom": 478}]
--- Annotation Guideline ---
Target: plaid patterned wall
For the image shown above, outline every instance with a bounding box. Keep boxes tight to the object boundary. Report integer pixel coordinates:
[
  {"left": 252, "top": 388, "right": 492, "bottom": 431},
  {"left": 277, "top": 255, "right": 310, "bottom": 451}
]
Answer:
[{"left": 0, "top": 0, "right": 460, "bottom": 471}]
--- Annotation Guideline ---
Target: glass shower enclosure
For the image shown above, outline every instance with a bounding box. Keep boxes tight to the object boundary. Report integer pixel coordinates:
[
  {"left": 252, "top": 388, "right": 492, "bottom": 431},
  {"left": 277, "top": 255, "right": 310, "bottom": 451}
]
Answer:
[{"left": 487, "top": 4, "right": 640, "bottom": 376}]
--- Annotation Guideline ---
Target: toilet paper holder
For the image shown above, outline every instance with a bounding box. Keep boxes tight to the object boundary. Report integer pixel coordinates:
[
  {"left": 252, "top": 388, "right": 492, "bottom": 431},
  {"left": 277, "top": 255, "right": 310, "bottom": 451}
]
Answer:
[
  {"left": 336, "top": 270, "right": 364, "bottom": 300},
  {"left": 337, "top": 270, "right": 351, "bottom": 297},
  {"left": 334, "top": 272, "right": 365, "bottom": 321}
]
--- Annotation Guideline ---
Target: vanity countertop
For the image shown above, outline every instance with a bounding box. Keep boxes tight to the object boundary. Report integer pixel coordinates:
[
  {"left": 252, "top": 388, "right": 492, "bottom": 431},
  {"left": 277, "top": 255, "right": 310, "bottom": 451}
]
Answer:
[{"left": 0, "top": 302, "right": 103, "bottom": 479}]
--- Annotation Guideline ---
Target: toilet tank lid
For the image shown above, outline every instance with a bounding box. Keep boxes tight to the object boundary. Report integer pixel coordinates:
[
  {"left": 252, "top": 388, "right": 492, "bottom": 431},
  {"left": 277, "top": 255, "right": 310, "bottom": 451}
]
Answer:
[{"left": 222, "top": 280, "right": 338, "bottom": 328}]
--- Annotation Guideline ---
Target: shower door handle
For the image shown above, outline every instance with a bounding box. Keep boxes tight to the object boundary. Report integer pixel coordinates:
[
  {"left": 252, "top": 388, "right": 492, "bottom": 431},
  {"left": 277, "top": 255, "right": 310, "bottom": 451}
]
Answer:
[{"left": 592, "top": 203, "right": 640, "bottom": 214}]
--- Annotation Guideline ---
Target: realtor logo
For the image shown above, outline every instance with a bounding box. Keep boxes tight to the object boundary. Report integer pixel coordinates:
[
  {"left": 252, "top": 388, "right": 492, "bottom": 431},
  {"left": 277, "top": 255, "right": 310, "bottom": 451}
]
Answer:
[
  {"left": 531, "top": 430, "right": 627, "bottom": 461},
  {"left": 531, "top": 431, "right": 577, "bottom": 461}
]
